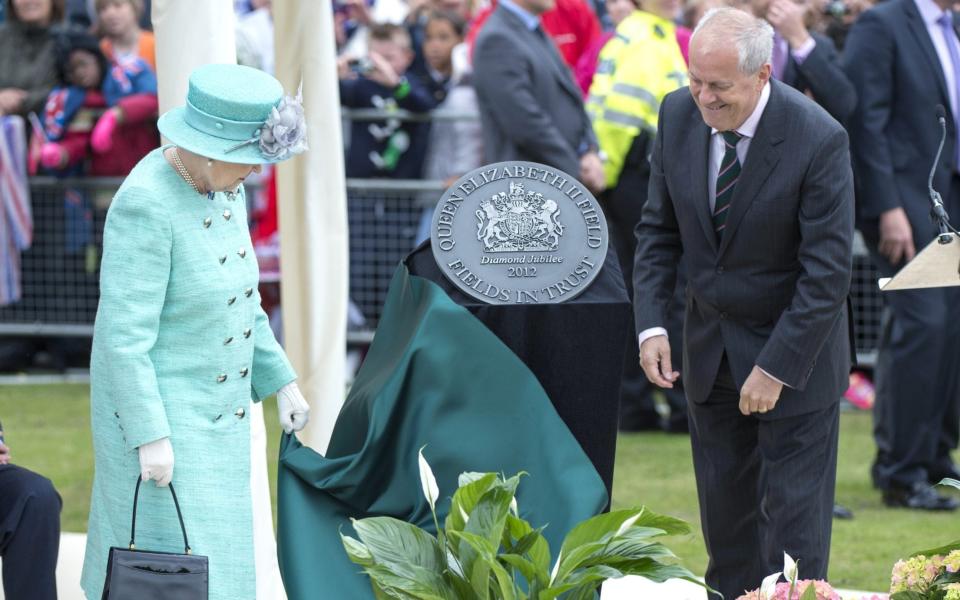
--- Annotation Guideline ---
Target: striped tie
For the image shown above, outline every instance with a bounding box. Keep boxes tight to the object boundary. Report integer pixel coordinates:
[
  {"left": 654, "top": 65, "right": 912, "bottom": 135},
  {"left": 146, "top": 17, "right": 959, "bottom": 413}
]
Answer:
[{"left": 713, "top": 130, "right": 742, "bottom": 236}]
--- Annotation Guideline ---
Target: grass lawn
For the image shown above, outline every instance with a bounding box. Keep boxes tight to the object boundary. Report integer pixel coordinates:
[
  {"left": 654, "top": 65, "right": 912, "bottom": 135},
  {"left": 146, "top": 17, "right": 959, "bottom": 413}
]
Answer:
[{"left": 1, "top": 384, "right": 957, "bottom": 593}]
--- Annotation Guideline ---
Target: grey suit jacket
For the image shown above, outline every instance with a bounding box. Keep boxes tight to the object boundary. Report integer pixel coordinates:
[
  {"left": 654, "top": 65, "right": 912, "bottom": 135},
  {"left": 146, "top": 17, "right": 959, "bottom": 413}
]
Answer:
[
  {"left": 844, "top": 0, "right": 958, "bottom": 230},
  {"left": 633, "top": 80, "right": 854, "bottom": 418},
  {"left": 472, "top": 5, "right": 596, "bottom": 177}
]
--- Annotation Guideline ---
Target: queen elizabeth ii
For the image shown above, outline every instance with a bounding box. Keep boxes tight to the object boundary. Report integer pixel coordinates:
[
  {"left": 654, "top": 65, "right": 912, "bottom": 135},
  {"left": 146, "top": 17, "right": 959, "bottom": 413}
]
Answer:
[{"left": 81, "top": 63, "right": 309, "bottom": 600}]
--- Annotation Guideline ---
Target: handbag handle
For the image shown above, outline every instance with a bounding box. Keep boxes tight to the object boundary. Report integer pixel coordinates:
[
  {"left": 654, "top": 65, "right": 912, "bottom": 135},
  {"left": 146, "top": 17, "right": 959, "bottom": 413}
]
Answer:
[{"left": 128, "top": 475, "right": 192, "bottom": 555}]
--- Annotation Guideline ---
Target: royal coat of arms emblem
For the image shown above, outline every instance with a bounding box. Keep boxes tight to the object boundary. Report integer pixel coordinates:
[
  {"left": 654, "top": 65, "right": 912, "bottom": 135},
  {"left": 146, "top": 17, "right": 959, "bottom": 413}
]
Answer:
[{"left": 476, "top": 181, "right": 565, "bottom": 252}]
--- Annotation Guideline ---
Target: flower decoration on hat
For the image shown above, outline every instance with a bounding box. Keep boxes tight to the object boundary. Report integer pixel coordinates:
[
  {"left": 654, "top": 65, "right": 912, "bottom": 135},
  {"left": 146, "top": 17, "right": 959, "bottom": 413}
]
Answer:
[{"left": 226, "top": 82, "right": 308, "bottom": 161}]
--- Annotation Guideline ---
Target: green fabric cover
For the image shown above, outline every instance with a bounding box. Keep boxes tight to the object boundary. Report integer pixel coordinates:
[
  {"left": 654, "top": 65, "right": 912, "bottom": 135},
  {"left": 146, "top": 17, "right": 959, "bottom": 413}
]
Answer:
[{"left": 277, "top": 264, "right": 608, "bottom": 599}]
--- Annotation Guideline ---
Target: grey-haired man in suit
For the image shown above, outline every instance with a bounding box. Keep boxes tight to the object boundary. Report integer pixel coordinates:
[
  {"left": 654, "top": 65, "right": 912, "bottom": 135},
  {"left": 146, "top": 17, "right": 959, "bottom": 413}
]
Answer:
[
  {"left": 634, "top": 8, "right": 853, "bottom": 598},
  {"left": 472, "top": 0, "right": 605, "bottom": 193}
]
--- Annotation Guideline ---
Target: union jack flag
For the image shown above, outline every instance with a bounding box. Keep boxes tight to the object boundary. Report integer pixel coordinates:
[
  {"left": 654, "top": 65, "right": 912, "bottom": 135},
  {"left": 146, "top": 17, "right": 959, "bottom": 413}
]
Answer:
[{"left": 0, "top": 116, "right": 34, "bottom": 305}]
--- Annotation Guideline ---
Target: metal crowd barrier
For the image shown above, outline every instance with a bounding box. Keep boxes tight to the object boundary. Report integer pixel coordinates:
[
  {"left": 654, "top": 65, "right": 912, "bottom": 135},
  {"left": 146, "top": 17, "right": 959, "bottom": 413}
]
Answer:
[
  {"left": 0, "top": 104, "right": 883, "bottom": 366},
  {"left": 0, "top": 175, "right": 883, "bottom": 366}
]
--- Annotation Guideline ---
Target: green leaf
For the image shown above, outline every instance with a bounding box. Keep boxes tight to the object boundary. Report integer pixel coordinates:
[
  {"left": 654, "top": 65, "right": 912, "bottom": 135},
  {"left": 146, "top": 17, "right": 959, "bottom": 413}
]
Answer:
[
  {"left": 503, "top": 514, "right": 551, "bottom": 576},
  {"left": 341, "top": 533, "right": 375, "bottom": 568},
  {"left": 362, "top": 562, "right": 458, "bottom": 600},
  {"left": 911, "top": 539, "right": 960, "bottom": 558},
  {"left": 890, "top": 592, "right": 928, "bottom": 600},
  {"left": 450, "top": 531, "right": 496, "bottom": 599},
  {"left": 446, "top": 473, "right": 499, "bottom": 534},
  {"left": 352, "top": 516, "right": 445, "bottom": 573},
  {"left": 539, "top": 565, "right": 623, "bottom": 600},
  {"left": 498, "top": 553, "right": 540, "bottom": 585},
  {"left": 799, "top": 583, "right": 818, "bottom": 600}
]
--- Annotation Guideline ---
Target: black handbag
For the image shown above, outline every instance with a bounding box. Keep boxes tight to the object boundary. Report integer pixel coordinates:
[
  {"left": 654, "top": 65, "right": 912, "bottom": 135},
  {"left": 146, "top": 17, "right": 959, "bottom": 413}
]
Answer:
[{"left": 101, "top": 476, "right": 209, "bottom": 599}]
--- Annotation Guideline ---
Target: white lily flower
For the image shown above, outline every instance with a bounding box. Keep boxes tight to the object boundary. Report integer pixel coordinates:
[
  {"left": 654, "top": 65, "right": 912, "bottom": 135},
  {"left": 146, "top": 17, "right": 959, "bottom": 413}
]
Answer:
[
  {"left": 510, "top": 497, "right": 519, "bottom": 516},
  {"left": 760, "top": 571, "right": 781, "bottom": 600},
  {"left": 418, "top": 447, "right": 440, "bottom": 510},
  {"left": 783, "top": 552, "right": 798, "bottom": 584},
  {"left": 615, "top": 512, "right": 642, "bottom": 537}
]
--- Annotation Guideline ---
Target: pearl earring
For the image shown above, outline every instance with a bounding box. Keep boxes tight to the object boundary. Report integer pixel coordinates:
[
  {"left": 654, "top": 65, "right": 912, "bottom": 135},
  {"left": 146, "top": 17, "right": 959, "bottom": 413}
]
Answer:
[{"left": 207, "top": 159, "right": 213, "bottom": 167}]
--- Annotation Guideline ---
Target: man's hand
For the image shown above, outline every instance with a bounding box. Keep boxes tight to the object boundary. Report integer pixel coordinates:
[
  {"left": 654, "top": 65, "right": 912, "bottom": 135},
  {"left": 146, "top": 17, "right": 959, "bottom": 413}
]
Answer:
[
  {"left": 739, "top": 365, "right": 784, "bottom": 416},
  {"left": 0, "top": 88, "right": 27, "bottom": 115},
  {"left": 639, "top": 335, "right": 680, "bottom": 388},
  {"left": 0, "top": 442, "right": 10, "bottom": 465},
  {"left": 366, "top": 50, "right": 401, "bottom": 89},
  {"left": 879, "top": 206, "right": 915, "bottom": 265},
  {"left": 766, "top": 0, "right": 811, "bottom": 48},
  {"left": 579, "top": 151, "right": 606, "bottom": 195}
]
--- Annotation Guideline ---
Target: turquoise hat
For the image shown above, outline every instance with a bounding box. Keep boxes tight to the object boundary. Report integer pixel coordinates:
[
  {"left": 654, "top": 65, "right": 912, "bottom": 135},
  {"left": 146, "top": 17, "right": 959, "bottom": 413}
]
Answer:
[{"left": 157, "top": 63, "right": 308, "bottom": 164}]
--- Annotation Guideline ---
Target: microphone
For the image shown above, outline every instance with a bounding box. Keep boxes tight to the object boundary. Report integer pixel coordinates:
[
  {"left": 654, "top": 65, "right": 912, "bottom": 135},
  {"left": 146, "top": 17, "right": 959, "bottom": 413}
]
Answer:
[{"left": 929, "top": 104, "right": 954, "bottom": 244}]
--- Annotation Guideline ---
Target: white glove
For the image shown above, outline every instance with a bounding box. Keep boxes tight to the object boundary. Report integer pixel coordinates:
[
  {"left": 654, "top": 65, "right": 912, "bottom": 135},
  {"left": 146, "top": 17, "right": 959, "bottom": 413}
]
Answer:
[
  {"left": 138, "top": 437, "right": 174, "bottom": 487},
  {"left": 277, "top": 382, "right": 310, "bottom": 434}
]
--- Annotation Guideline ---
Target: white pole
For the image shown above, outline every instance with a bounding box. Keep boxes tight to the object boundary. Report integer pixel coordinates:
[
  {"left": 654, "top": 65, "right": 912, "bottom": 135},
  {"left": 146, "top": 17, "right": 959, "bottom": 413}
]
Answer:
[{"left": 273, "top": 0, "right": 349, "bottom": 455}]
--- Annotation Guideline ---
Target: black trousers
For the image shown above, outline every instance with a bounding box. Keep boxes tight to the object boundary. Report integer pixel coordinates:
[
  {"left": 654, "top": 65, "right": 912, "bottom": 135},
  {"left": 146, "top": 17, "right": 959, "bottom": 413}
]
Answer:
[
  {"left": 689, "top": 360, "right": 839, "bottom": 600},
  {"left": 864, "top": 175, "right": 960, "bottom": 489},
  {"left": 0, "top": 464, "right": 61, "bottom": 600}
]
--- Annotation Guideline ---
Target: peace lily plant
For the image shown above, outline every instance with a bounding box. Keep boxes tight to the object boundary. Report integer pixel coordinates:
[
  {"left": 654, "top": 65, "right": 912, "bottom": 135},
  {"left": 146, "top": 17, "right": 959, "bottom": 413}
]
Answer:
[{"left": 340, "top": 448, "right": 707, "bottom": 599}]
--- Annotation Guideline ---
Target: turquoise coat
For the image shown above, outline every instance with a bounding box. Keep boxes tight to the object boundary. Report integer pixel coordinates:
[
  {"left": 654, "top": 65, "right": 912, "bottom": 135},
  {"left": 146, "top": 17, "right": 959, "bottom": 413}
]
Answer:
[{"left": 81, "top": 148, "right": 296, "bottom": 600}]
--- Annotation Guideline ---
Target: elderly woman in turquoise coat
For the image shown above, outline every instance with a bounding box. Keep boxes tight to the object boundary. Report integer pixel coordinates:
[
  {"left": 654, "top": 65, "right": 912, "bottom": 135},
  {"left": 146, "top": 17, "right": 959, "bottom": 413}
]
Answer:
[{"left": 81, "top": 64, "right": 310, "bottom": 600}]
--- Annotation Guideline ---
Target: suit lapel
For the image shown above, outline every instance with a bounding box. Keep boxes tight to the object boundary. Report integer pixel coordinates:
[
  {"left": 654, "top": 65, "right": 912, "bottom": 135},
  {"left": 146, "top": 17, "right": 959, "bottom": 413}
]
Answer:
[
  {"left": 688, "top": 120, "right": 718, "bottom": 254},
  {"left": 904, "top": 0, "right": 951, "bottom": 109},
  {"left": 716, "top": 83, "right": 785, "bottom": 258}
]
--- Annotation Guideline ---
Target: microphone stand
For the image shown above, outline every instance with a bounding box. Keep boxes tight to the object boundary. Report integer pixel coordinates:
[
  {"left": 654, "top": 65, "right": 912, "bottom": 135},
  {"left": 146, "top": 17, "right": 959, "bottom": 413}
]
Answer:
[{"left": 930, "top": 112, "right": 958, "bottom": 246}]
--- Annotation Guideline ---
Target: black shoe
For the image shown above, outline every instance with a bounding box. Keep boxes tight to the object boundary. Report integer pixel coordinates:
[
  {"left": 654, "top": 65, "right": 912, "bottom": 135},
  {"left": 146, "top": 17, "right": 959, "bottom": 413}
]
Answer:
[
  {"left": 928, "top": 464, "right": 960, "bottom": 485},
  {"left": 832, "top": 503, "right": 854, "bottom": 519},
  {"left": 882, "top": 482, "right": 960, "bottom": 511}
]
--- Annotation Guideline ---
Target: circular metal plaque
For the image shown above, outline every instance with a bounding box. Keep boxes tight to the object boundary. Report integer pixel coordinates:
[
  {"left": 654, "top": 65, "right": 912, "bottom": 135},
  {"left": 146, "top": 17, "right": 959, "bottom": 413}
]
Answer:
[{"left": 430, "top": 161, "right": 609, "bottom": 305}]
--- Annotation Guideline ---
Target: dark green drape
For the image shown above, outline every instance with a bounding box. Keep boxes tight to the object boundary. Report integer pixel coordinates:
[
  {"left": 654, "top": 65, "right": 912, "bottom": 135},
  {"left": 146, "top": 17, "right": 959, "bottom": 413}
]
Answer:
[{"left": 277, "top": 264, "right": 608, "bottom": 599}]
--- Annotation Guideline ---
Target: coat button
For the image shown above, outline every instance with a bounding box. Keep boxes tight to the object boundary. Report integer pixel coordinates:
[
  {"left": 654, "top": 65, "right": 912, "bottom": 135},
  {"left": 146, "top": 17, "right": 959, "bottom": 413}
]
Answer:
[
  {"left": 217, "top": 374, "right": 227, "bottom": 383},
  {"left": 720, "top": 312, "right": 728, "bottom": 320},
  {"left": 219, "top": 255, "right": 227, "bottom": 265},
  {"left": 243, "top": 328, "right": 252, "bottom": 338},
  {"left": 239, "top": 367, "right": 249, "bottom": 378},
  {"left": 223, "top": 209, "right": 232, "bottom": 221},
  {"left": 237, "top": 248, "right": 247, "bottom": 258},
  {"left": 203, "top": 217, "right": 212, "bottom": 228},
  {"left": 244, "top": 287, "right": 253, "bottom": 297},
  {"left": 228, "top": 296, "right": 237, "bottom": 306},
  {"left": 224, "top": 336, "right": 234, "bottom": 345},
  {"left": 235, "top": 407, "right": 245, "bottom": 418}
]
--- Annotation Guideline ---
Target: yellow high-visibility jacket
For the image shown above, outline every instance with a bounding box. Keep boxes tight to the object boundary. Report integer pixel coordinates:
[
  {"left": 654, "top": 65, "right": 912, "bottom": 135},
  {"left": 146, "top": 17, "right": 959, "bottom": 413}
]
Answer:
[{"left": 586, "top": 11, "right": 688, "bottom": 187}]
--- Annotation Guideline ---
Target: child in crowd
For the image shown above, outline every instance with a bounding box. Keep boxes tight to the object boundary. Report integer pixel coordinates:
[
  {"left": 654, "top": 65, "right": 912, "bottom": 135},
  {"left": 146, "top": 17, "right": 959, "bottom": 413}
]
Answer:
[
  {"left": 416, "top": 10, "right": 483, "bottom": 242},
  {"left": 34, "top": 30, "right": 158, "bottom": 177},
  {"left": 421, "top": 11, "right": 481, "bottom": 187},
  {"left": 338, "top": 23, "right": 440, "bottom": 179},
  {"left": 96, "top": 0, "right": 156, "bottom": 72}
]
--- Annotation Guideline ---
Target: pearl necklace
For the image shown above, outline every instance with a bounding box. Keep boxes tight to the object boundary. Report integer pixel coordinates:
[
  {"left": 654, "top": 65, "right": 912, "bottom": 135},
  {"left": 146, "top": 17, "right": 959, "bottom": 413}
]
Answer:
[{"left": 171, "top": 147, "right": 205, "bottom": 195}]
